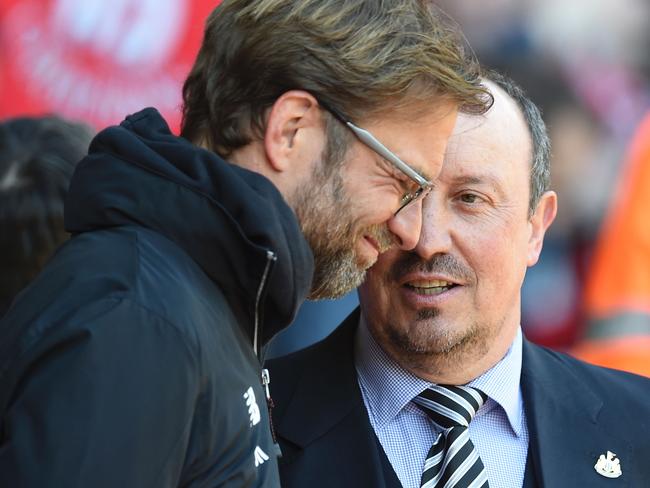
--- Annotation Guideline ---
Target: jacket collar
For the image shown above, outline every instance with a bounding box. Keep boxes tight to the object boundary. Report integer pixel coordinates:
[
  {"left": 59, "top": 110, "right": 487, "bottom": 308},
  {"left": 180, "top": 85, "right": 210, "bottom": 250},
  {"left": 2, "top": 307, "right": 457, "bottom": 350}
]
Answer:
[
  {"left": 521, "top": 339, "right": 632, "bottom": 487},
  {"left": 275, "top": 309, "right": 398, "bottom": 487},
  {"left": 277, "top": 309, "right": 363, "bottom": 447},
  {"left": 64, "top": 108, "right": 314, "bottom": 346}
]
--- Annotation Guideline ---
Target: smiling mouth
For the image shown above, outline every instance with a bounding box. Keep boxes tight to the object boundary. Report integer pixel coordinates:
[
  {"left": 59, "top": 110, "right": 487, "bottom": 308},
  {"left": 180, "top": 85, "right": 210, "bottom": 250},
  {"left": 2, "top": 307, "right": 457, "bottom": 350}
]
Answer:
[
  {"left": 363, "top": 235, "right": 380, "bottom": 252},
  {"left": 405, "top": 279, "right": 458, "bottom": 295}
]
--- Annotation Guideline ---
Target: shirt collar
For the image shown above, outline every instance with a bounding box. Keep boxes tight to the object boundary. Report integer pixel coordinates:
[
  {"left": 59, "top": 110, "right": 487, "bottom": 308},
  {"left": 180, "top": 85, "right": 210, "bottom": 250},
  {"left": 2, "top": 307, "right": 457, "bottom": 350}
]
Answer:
[
  {"left": 354, "top": 315, "right": 525, "bottom": 437},
  {"left": 355, "top": 314, "right": 430, "bottom": 428},
  {"left": 467, "top": 327, "right": 525, "bottom": 436}
]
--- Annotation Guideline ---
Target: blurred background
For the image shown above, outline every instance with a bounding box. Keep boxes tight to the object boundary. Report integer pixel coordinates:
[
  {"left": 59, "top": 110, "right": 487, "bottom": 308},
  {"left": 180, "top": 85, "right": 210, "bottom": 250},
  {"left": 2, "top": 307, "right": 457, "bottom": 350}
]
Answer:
[{"left": 1, "top": 0, "right": 649, "bottom": 373}]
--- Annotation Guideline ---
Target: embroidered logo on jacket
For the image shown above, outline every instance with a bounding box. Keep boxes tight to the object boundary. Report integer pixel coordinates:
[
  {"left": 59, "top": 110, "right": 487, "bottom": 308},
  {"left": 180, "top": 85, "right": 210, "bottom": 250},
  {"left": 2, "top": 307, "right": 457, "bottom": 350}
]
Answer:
[
  {"left": 594, "top": 451, "right": 623, "bottom": 478},
  {"left": 243, "top": 387, "right": 261, "bottom": 427}
]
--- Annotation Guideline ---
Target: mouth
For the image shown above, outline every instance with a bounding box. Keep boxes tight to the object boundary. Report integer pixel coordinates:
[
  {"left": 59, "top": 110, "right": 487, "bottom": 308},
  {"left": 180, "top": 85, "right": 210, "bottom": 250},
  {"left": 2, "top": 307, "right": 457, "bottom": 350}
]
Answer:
[
  {"left": 363, "top": 234, "right": 381, "bottom": 253},
  {"left": 356, "top": 235, "right": 381, "bottom": 268},
  {"left": 404, "top": 279, "right": 459, "bottom": 296}
]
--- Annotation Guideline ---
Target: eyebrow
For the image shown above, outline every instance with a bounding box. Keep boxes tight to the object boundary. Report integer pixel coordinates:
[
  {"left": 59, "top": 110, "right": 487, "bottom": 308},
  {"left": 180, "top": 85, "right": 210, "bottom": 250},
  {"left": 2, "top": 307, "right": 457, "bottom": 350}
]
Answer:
[
  {"left": 366, "top": 144, "right": 434, "bottom": 183},
  {"left": 449, "top": 174, "right": 501, "bottom": 187},
  {"left": 371, "top": 154, "right": 427, "bottom": 186},
  {"left": 438, "top": 173, "right": 507, "bottom": 199}
]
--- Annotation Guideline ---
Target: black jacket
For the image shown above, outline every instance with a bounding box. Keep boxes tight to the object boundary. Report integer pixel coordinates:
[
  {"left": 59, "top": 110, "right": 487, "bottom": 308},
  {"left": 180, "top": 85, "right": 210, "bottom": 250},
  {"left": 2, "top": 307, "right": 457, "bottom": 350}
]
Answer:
[{"left": 0, "top": 108, "right": 313, "bottom": 487}]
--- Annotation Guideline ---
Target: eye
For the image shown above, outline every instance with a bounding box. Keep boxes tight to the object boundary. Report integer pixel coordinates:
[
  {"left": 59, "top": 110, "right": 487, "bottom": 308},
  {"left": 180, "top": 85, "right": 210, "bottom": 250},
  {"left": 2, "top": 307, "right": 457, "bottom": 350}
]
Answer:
[
  {"left": 383, "top": 160, "right": 414, "bottom": 194},
  {"left": 459, "top": 192, "right": 481, "bottom": 204}
]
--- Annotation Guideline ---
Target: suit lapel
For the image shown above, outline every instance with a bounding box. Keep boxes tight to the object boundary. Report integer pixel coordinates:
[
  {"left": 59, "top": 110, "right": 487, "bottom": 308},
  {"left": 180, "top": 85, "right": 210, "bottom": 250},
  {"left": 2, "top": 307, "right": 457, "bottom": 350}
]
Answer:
[
  {"left": 276, "top": 308, "right": 397, "bottom": 488},
  {"left": 521, "top": 339, "right": 632, "bottom": 487}
]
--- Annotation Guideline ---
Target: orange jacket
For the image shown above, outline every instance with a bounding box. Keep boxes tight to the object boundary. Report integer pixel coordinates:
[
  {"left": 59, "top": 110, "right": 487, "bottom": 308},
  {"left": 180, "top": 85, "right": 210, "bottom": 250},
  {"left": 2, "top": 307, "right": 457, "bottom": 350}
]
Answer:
[{"left": 573, "top": 113, "right": 650, "bottom": 377}]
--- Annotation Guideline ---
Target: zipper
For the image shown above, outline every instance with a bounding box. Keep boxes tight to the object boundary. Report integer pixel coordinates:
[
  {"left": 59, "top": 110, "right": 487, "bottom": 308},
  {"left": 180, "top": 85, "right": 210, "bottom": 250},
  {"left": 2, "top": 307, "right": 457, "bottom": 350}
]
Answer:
[
  {"left": 261, "top": 367, "right": 278, "bottom": 443},
  {"left": 253, "top": 250, "right": 278, "bottom": 443},
  {"left": 253, "top": 250, "right": 276, "bottom": 359},
  {"left": 261, "top": 368, "right": 271, "bottom": 400}
]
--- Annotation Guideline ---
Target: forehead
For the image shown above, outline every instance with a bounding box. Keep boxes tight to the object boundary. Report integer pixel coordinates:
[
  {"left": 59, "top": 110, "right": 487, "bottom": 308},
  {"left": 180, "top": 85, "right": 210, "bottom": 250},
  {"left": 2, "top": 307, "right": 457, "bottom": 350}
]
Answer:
[
  {"left": 363, "top": 100, "right": 459, "bottom": 179},
  {"left": 443, "top": 84, "right": 532, "bottom": 182}
]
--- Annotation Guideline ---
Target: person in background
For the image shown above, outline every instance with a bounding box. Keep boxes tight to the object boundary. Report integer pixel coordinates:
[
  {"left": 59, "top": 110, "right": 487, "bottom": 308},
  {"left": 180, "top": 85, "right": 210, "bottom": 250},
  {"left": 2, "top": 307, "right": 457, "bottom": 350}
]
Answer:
[
  {"left": 0, "top": 1, "right": 491, "bottom": 486},
  {"left": 268, "top": 73, "right": 650, "bottom": 488},
  {"left": 572, "top": 112, "right": 650, "bottom": 377},
  {"left": 0, "top": 115, "right": 93, "bottom": 316}
]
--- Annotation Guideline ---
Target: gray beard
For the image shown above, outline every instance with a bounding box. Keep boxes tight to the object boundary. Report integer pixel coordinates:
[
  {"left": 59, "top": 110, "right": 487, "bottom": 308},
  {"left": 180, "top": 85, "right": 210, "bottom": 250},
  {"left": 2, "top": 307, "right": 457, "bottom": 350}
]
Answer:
[{"left": 292, "top": 160, "right": 366, "bottom": 300}]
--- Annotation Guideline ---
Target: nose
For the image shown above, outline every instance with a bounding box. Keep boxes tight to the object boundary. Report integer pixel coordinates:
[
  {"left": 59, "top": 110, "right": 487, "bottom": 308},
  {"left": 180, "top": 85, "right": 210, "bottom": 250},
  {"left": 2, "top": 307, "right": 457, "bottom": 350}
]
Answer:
[
  {"left": 413, "top": 196, "right": 452, "bottom": 259},
  {"left": 387, "top": 201, "right": 423, "bottom": 251}
]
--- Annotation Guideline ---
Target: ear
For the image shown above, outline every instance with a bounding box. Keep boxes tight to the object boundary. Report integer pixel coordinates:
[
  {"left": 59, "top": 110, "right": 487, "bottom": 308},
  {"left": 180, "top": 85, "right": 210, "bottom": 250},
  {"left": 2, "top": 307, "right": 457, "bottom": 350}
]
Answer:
[
  {"left": 527, "top": 190, "right": 557, "bottom": 266},
  {"left": 263, "top": 90, "right": 324, "bottom": 173}
]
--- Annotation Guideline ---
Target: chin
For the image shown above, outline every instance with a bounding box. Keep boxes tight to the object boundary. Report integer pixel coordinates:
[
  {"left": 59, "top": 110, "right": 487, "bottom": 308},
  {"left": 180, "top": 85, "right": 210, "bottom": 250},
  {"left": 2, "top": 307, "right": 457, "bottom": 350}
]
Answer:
[
  {"left": 309, "top": 252, "right": 367, "bottom": 300},
  {"left": 388, "top": 315, "right": 483, "bottom": 357}
]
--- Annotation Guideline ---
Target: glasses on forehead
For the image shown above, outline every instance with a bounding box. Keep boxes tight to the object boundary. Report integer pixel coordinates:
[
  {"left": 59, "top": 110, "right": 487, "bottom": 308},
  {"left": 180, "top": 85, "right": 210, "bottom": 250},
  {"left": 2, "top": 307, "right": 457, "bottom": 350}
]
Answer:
[{"left": 317, "top": 99, "right": 433, "bottom": 215}]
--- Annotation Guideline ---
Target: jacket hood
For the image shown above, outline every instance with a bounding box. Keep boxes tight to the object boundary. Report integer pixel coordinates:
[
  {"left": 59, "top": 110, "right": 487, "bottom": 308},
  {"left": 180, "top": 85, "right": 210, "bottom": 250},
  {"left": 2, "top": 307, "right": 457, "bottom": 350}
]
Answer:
[{"left": 64, "top": 108, "right": 314, "bottom": 346}]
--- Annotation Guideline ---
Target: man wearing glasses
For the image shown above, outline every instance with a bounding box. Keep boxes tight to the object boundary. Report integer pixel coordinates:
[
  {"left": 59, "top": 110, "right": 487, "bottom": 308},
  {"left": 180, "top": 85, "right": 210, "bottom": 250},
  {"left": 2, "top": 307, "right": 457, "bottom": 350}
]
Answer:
[{"left": 0, "top": 0, "right": 490, "bottom": 486}]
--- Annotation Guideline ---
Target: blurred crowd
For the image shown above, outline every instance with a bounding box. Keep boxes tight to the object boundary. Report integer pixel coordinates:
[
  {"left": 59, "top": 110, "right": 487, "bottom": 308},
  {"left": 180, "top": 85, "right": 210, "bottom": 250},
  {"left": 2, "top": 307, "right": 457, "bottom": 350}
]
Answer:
[{"left": 1, "top": 0, "right": 649, "bottom": 374}]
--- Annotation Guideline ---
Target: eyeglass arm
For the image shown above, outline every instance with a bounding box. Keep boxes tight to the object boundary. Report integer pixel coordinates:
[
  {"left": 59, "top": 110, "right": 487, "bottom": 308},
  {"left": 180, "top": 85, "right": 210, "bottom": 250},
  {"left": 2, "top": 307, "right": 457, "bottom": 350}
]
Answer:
[{"left": 345, "top": 121, "right": 431, "bottom": 188}]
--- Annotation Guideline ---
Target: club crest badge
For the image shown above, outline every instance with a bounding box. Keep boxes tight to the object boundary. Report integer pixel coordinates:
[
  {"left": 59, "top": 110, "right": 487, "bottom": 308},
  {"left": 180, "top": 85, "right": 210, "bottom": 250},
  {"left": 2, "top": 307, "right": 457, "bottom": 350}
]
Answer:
[{"left": 594, "top": 451, "right": 622, "bottom": 479}]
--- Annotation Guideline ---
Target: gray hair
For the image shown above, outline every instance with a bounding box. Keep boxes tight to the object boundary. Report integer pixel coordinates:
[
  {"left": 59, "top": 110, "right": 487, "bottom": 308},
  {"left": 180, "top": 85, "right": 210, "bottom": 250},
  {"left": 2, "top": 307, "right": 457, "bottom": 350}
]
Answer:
[{"left": 487, "top": 71, "right": 551, "bottom": 216}]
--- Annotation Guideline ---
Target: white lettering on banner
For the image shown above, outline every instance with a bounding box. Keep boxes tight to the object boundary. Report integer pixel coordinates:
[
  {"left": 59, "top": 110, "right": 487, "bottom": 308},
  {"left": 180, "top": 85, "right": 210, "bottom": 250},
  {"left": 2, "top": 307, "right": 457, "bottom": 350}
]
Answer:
[
  {"left": 51, "top": 0, "right": 185, "bottom": 67},
  {"left": 1, "top": 0, "right": 189, "bottom": 127}
]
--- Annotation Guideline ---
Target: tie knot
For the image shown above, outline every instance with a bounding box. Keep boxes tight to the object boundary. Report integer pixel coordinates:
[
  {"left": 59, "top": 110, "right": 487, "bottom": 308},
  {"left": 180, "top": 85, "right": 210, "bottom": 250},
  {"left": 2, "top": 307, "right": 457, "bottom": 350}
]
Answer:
[{"left": 413, "top": 385, "right": 487, "bottom": 429}]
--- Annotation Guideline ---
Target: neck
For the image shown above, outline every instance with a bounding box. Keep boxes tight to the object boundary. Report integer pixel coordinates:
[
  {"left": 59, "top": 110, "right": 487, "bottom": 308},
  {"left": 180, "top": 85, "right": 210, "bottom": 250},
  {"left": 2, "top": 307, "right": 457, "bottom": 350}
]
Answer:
[{"left": 227, "top": 141, "right": 300, "bottom": 208}]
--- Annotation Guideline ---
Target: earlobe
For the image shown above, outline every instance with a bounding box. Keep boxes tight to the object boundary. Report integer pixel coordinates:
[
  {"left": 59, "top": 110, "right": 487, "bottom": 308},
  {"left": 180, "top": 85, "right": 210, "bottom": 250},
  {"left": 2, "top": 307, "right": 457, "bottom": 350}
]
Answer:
[
  {"left": 527, "top": 191, "right": 558, "bottom": 266},
  {"left": 263, "top": 90, "right": 322, "bottom": 173}
]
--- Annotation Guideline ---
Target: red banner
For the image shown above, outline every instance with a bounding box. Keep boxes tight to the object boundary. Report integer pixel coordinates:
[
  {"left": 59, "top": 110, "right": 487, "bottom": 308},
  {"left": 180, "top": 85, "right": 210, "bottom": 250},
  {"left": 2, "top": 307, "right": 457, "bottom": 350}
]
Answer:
[{"left": 0, "top": 0, "right": 219, "bottom": 132}]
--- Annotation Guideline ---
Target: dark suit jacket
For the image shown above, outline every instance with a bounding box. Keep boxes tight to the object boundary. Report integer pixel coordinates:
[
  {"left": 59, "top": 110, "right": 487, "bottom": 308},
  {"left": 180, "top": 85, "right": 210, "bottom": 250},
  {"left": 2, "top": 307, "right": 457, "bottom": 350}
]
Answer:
[{"left": 267, "top": 308, "right": 650, "bottom": 487}]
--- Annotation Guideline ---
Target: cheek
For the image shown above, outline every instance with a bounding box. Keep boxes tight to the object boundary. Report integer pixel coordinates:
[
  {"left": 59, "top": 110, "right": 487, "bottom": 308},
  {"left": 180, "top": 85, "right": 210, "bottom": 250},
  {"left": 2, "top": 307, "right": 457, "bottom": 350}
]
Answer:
[
  {"left": 340, "top": 153, "right": 402, "bottom": 224},
  {"left": 468, "top": 225, "right": 530, "bottom": 296},
  {"left": 462, "top": 218, "right": 529, "bottom": 276},
  {"left": 342, "top": 190, "right": 393, "bottom": 232}
]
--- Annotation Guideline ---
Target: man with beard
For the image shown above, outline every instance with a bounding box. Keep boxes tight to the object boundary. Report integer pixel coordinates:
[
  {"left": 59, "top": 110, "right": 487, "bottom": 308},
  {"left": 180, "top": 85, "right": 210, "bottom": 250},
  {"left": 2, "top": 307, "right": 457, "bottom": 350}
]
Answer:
[
  {"left": 0, "top": 1, "right": 490, "bottom": 486},
  {"left": 267, "top": 74, "right": 650, "bottom": 488}
]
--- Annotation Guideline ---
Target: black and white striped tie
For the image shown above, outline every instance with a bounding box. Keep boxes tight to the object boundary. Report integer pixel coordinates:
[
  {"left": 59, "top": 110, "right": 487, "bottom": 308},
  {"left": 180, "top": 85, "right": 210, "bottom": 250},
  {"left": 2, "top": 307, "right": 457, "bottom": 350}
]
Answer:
[{"left": 413, "top": 385, "right": 489, "bottom": 488}]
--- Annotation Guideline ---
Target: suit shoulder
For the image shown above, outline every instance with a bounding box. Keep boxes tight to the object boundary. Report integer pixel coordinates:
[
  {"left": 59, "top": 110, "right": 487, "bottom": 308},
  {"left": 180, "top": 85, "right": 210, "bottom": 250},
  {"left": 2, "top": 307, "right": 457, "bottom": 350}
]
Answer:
[
  {"left": 265, "top": 339, "right": 326, "bottom": 408},
  {"left": 266, "top": 320, "right": 357, "bottom": 424},
  {"left": 266, "top": 318, "right": 354, "bottom": 385},
  {"left": 267, "top": 310, "right": 358, "bottom": 374},
  {"left": 526, "top": 342, "right": 650, "bottom": 408},
  {"left": 267, "top": 340, "right": 322, "bottom": 375}
]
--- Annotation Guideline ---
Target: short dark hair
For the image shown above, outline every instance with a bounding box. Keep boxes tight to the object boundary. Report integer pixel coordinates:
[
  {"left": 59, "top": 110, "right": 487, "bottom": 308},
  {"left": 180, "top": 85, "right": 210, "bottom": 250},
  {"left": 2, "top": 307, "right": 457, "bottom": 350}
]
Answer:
[
  {"left": 487, "top": 71, "right": 551, "bottom": 215},
  {"left": 181, "top": 0, "right": 492, "bottom": 158},
  {"left": 0, "top": 116, "right": 93, "bottom": 315}
]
